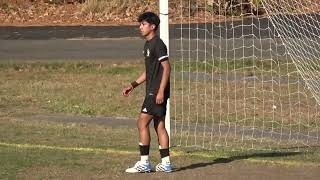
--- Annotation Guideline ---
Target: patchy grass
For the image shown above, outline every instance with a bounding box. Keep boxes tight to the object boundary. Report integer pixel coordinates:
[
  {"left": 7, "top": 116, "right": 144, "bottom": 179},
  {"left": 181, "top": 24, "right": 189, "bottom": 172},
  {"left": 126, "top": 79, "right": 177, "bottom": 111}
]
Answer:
[
  {"left": 0, "top": 60, "right": 319, "bottom": 179},
  {"left": 171, "top": 58, "right": 320, "bottom": 150},
  {"left": 172, "top": 58, "right": 320, "bottom": 131},
  {"left": 0, "top": 117, "right": 319, "bottom": 179},
  {"left": 0, "top": 61, "right": 144, "bottom": 118},
  {"left": 173, "top": 58, "right": 298, "bottom": 76},
  {"left": 0, "top": 60, "right": 319, "bottom": 144}
]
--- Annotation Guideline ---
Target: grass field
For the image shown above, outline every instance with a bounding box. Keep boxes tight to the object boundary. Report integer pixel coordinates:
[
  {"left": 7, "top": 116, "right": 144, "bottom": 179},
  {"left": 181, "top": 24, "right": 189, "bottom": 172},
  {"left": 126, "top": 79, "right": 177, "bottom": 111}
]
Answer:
[
  {"left": 0, "top": 60, "right": 320, "bottom": 179},
  {"left": 0, "top": 60, "right": 145, "bottom": 118}
]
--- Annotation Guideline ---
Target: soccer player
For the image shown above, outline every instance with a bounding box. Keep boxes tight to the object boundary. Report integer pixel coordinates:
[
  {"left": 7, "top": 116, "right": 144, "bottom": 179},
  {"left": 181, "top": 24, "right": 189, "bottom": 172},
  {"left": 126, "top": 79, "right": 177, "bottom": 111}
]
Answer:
[{"left": 122, "top": 12, "right": 172, "bottom": 173}]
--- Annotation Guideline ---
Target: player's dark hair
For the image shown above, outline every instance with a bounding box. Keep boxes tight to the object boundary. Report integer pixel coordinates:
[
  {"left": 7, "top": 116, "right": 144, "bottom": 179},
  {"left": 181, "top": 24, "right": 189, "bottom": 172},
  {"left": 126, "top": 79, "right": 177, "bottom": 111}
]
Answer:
[{"left": 138, "top": 12, "right": 160, "bottom": 31}]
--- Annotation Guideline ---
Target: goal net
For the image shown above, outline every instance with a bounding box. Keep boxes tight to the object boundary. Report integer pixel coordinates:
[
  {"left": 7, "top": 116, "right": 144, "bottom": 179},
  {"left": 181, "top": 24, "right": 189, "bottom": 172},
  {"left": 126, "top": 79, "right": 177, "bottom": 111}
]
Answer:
[{"left": 171, "top": 0, "right": 320, "bottom": 151}]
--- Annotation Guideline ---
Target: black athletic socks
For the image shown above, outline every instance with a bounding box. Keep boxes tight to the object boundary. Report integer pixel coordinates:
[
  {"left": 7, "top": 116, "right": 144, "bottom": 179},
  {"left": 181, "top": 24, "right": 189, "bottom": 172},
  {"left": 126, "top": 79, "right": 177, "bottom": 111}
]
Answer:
[
  {"left": 159, "top": 148, "right": 169, "bottom": 158},
  {"left": 139, "top": 143, "right": 150, "bottom": 156}
]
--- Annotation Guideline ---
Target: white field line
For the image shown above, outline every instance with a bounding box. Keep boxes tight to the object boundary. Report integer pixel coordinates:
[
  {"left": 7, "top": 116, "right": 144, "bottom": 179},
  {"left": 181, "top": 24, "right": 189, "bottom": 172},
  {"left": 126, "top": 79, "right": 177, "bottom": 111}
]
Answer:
[{"left": 0, "top": 142, "right": 136, "bottom": 155}]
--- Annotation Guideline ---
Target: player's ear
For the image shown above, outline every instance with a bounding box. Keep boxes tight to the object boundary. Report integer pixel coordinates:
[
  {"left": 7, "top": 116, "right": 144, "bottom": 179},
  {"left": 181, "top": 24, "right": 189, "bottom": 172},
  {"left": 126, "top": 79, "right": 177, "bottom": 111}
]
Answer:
[{"left": 151, "top": 24, "right": 156, "bottom": 30}]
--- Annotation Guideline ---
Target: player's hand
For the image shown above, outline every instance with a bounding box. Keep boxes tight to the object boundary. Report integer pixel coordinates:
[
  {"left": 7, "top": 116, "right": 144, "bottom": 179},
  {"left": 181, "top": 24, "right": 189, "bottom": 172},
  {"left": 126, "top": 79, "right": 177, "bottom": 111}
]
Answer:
[
  {"left": 122, "top": 86, "right": 133, "bottom": 97},
  {"left": 156, "top": 92, "right": 164, "bottom": 104}
]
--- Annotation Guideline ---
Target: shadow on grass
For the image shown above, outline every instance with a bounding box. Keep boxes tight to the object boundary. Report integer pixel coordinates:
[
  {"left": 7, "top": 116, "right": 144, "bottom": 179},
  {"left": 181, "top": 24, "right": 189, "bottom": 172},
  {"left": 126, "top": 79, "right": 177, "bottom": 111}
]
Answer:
[{"left": 174, "top": 151, "right": 302, "bottom": 172}]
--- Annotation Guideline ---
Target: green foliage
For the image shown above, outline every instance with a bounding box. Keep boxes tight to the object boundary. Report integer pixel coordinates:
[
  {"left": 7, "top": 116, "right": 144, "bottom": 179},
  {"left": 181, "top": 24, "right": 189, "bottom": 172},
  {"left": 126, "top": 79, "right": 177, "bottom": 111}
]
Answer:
[
  {"left": 203, "top": 0, "right": 265, "bottom": 16},
  {"left": 0, "top": 3, "right": 18, "bottom": 13},
  {"left": 251, "top": 0, "right": 263, "bottom": 7}
]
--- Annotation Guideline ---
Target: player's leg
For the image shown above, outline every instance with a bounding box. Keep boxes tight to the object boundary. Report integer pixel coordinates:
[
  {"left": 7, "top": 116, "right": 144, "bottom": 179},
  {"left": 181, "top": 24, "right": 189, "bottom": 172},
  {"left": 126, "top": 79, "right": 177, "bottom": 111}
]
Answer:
[
  {"left": 125, "top": 113, "right": 153, "bottom": 173},
  {"left": 154, "top": 116, "right": 169, "bottom": 148},
  {"left": 154, "top": 116, "right": 172, "bottom": 172},
  {"left": 137, "top": 112, "right": 153, "bottom": 145},
  {"left": 137, "top": 112, "right": 153, "bottom": 166}
]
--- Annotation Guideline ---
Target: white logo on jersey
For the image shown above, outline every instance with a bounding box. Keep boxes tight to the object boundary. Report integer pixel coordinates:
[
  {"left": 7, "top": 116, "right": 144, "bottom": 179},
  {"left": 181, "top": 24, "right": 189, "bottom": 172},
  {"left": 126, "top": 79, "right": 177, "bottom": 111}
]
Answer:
[
  {"left": 142, "top": 108, "right": 148, "bottom": 112},
  {"left": 146, "top": 49, "right": 150, "bottom": 57}
]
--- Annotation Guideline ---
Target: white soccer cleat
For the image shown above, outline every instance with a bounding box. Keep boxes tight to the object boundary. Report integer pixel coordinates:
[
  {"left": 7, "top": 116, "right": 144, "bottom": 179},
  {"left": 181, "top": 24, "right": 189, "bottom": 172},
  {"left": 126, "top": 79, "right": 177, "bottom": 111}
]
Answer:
[
  {"left": 125, "top": 161, "right": 152, "bottom": 173},
  {"left": 155, "top": 162, "right": 173, "bottom": 173}
]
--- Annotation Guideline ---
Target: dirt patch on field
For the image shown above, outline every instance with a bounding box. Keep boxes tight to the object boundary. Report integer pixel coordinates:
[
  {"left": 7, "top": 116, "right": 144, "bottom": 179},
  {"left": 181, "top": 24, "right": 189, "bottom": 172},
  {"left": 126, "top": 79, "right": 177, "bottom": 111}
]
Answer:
[
  {"left": 16, "top": 166, "right": 89, "bottom": 180},
  {"left": 16, "top": 158, "right": 320, "bottom": 180}
]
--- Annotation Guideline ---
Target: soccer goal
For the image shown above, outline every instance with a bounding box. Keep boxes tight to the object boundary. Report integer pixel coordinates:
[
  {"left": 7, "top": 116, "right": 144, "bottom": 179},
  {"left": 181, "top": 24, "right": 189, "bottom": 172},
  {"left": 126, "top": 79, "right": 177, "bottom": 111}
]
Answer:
[{"left": 166, "top": 0, "right": 320, "bottom": 151}]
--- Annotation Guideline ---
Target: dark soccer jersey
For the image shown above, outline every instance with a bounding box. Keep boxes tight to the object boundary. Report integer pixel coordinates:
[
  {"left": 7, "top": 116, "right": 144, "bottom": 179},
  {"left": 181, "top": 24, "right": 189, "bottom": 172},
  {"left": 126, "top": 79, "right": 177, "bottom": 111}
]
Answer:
[{"left": 143, "top": 36, "right": 170, "bottom": 96}]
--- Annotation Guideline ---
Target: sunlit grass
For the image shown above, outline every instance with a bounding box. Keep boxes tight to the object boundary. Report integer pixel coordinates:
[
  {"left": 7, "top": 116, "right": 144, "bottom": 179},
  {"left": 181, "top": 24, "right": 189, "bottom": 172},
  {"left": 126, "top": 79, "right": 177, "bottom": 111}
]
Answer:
[
  {"left": 0, "top": 61, "right": 144, "bottom": 118},
  {"left": 1, "top": 117, "right": 319, "bottom": 179}
]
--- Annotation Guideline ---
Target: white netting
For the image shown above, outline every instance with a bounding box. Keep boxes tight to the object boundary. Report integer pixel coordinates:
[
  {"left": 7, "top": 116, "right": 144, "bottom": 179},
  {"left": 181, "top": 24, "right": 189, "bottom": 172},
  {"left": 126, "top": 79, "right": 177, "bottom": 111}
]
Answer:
[{"left": 171, "top": 0, "right": 320, "bottom": 151}]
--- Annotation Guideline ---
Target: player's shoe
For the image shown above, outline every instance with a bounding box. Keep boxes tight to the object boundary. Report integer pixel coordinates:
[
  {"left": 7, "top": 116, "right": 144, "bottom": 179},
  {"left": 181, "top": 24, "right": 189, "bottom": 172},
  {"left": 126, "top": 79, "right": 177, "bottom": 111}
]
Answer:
[
  {"left": 125, "top": 161, "right": 152, "bottom": 173},
  {"left": 155, "top": 162, "right": 173, "bottom": 173}
]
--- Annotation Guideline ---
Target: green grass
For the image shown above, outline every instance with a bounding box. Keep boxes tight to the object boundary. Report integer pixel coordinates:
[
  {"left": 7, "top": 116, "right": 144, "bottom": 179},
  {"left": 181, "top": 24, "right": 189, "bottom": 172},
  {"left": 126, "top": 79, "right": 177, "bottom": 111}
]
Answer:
[
  {"left": 172, "top": 58, "right": 320, "bottom": 131},
  {"left": 0, "top": 61, "right": 144, "bottom": 118},
  {"left": 0, "top": 142, "right": 138, "bottom": 179},
  {"left": 173, "top": 58, "right": 298, "bottom": 76},
  {"left": 0, "top": 60, "right": 318, "bottom": 129},
  {"left": 0, "top": 117, "right": 319, "bottom": 179},
  {"left": 0, "top": 61, "right": 138, "bottom": 74},
  {"left": 0, "top": 60, "right": 319, "bottom": 178},
  {"left": 0, "top": 118, "right": 139, "bottom": 153},
  {"left": 0, "top": 60, "right": 318, "bottom": 133}
]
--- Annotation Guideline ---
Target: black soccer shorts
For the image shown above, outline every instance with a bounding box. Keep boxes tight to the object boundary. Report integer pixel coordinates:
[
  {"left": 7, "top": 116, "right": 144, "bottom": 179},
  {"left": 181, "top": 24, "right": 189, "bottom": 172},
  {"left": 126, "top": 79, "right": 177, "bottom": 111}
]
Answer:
[{"left": 141, "top": 93, "right": 168, "bottom": 118}]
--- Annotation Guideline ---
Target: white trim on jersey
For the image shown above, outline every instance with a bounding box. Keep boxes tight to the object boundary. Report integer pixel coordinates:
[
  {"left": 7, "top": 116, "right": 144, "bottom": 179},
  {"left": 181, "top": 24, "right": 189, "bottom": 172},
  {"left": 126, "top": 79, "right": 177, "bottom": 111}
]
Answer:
[{"left": 158, "top": 55, "right": 169, "bottom": 61}]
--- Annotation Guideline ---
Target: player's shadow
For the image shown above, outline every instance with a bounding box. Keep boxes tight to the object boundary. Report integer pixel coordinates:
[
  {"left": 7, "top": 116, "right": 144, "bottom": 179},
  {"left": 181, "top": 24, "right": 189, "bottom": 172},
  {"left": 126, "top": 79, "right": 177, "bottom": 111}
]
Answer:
[{"left": 174, "top": 151, "right": 302, "bottom": 172}]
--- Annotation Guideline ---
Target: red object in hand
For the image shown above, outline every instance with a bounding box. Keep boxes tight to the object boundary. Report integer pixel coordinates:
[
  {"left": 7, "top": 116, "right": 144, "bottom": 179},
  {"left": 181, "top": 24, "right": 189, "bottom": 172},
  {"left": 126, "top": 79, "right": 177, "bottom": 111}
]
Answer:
[{"left": 122, "top": 86, "right": 133, "bottom": 97}]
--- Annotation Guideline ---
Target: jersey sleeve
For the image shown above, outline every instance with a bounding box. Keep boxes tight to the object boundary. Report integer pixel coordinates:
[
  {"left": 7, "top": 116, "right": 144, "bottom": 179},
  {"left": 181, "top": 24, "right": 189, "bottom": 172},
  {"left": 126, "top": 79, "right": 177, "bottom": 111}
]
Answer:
[{"left": 155, "top": 40, "right": 169, "bottom": 62}]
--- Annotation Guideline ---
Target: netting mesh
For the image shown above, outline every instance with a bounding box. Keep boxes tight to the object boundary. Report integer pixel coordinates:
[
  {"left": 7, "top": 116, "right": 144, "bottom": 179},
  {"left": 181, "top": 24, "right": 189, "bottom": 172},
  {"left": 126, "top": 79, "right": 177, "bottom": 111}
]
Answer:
[{"left": 171, "top": 0, "right": 320, "bottom": 151}]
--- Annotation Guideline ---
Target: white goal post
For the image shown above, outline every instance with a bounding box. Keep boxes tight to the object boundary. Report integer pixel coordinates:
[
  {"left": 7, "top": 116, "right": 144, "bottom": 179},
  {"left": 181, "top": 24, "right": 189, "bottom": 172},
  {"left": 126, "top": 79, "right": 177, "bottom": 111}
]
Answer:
[{"left": 159, "top": 0, "right": 171, "bottom": 146}]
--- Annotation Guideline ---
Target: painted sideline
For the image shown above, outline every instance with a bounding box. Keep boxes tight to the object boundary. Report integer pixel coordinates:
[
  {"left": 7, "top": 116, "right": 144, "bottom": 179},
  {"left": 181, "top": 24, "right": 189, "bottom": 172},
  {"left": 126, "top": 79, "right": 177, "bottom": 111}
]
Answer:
[{"left": 0, "top": 142, "right": 135, "bottom": 155}]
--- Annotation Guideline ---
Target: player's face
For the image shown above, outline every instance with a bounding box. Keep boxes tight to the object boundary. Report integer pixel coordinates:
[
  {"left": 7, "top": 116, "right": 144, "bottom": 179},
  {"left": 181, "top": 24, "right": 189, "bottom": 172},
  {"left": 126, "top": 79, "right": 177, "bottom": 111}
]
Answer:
[{"left": 139, "top": 21, "right": 155, "bottom": 37}]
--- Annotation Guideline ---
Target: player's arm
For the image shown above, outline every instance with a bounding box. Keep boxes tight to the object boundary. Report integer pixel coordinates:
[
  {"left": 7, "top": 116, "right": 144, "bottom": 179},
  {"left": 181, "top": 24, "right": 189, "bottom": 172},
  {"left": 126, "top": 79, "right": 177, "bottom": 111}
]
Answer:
[
  {"left": 135, "top": 71, "right": 146, "bottom": 85},
  {"left": 156, "top": 59, "right": 170, "bottom": 104},
  {"left": 122, "top": 71, "right": 146, "bottom": 97}
]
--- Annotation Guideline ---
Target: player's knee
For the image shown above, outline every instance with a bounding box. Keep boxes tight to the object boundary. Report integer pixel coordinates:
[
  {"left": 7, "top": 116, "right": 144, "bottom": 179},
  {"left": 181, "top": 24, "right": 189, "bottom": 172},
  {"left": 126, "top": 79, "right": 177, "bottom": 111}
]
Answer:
[
  {"left": 137, "top": 122, "right": 149, "bottom": 131},
  {"left": 153, "top": 121, "right": 159, "bottom": 130},
  {"left": 153, "top": 125, "right": 159, "bottom": 133},
  {"left": 157, "top": 124, "right": 166, "bottom": 133}
]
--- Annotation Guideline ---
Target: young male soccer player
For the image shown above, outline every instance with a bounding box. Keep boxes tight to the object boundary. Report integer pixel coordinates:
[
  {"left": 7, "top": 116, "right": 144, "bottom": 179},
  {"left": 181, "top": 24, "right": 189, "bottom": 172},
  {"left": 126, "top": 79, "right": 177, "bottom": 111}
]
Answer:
[{"left": 122, "top": 12, "right": 172, "bottom": 173}]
